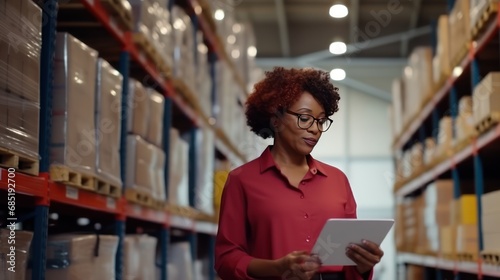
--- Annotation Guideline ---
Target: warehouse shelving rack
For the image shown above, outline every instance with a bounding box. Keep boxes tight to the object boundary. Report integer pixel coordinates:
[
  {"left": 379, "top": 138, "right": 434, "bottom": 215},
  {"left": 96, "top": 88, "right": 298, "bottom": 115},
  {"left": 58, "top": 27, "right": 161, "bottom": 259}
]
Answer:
[
  {"left": 393, "top": 1, "right": 500, "bottom": 279},
  {"left": 0, "top": 0, "right": 248, "bottom": 279}
]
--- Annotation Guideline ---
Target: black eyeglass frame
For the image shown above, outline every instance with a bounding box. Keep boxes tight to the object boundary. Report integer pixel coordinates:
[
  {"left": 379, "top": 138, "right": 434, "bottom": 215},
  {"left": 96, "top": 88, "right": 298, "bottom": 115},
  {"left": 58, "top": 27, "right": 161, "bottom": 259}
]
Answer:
[{"left": 285, "top": 110, "right": 333, "bottom": 132}]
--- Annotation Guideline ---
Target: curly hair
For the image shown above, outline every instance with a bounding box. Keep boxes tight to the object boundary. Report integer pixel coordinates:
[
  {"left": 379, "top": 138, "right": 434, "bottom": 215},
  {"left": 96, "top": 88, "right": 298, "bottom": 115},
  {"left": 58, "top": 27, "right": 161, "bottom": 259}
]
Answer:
[{"left": 245, "top": 67, "right": 340, "bottom": 139}]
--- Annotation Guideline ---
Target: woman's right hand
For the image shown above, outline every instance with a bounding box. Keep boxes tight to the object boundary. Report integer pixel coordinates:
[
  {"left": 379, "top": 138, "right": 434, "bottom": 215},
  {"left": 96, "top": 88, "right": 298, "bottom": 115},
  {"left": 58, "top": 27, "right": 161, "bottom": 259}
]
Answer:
[{"left": 276, "top": 251, "right": 321, "bottom": 280}]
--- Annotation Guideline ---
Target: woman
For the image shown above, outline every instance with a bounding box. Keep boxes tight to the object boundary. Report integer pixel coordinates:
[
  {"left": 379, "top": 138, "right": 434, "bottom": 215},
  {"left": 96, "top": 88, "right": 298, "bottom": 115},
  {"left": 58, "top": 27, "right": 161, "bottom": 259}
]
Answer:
[{"left": 215, "top": 67, "right": 384, "bottom": 280}]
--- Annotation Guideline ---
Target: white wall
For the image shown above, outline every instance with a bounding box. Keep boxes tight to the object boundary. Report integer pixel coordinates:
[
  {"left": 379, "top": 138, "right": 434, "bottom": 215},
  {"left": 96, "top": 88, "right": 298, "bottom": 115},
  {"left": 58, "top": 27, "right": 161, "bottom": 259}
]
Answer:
[{"left": 312, "top": 85, "right": 396, "bottom": 280}]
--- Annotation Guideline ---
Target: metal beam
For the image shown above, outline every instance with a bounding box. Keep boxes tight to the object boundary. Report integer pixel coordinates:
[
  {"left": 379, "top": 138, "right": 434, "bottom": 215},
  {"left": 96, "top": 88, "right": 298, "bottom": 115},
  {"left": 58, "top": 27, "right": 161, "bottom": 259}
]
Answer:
[
  {"left": 296, "top": 25, "right": 432, "bottom": 63},
  {"left": 274, "top": 0, "right": 290, "bottom": 57},
  {"left": 349, "top": 0, "right": 360, "bottom": 43},
  {"left": 400, "top": 0, "right": 423, "bottom": 56}
]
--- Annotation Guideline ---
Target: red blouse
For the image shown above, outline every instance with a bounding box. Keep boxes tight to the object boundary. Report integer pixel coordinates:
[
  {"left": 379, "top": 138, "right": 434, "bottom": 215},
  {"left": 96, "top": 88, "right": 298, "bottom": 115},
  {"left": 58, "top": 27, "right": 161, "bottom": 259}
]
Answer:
[{"left": 215, "top": 146, "right": 373, "bottom": 280}]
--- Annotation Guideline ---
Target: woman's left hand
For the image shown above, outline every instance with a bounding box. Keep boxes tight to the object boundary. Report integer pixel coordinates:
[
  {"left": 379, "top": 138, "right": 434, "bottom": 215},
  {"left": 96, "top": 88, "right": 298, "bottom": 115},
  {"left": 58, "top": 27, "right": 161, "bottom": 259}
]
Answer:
[{"left": 345, "top": 239, "right": 384, "bottom": 275}]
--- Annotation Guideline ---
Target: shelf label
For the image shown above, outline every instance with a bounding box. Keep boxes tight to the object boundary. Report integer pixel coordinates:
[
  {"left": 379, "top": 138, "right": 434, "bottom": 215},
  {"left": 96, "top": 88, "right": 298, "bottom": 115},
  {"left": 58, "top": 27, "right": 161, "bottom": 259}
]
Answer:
[
  {"left": 65, "top": 186, "right": 78, "bottom": 200},
  {"left": 106, "top": 197, "right": 116, "bottom": 210}
]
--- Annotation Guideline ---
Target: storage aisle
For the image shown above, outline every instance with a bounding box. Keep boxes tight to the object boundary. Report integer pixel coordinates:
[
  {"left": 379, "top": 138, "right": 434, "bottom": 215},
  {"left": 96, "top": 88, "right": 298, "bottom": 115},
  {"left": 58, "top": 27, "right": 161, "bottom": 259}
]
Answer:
[
  {"left": 0, "top": 0, "right": 259, "bottom": 279},
  {"left": 389, "top": 0, "right": 500, "bottom": 279}
]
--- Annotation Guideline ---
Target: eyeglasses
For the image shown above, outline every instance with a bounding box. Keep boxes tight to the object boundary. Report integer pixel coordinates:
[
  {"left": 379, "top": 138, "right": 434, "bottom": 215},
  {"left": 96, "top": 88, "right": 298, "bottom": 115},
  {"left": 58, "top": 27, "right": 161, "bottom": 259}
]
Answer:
[{"left": 285, "top": 110, "right": 333, "bottom": 132}]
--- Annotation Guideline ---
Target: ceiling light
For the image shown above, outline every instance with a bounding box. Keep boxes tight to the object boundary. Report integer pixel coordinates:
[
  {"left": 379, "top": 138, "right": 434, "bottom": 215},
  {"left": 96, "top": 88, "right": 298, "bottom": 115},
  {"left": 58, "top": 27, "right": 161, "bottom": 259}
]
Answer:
[
  {"left": 453, "top": 66, "right": 463, "bottom": 77},
  {"left": 233, "top": 23, "right": 242, "bottom": 33},
  {"left": 247, "top": 46, "right": 257, "bottom": 57},
  {"left": 227, "top": 35, "right": 236, "bottom": 44},
  {"left": 231, "top": 49, "right": 240, "bottom": 59},
  {"left": 330, "top": 68, "right": 346, "bottom": 81},
  {"left": 329, "top": 4, "right": 348, "bottom": 18},
  {"left": 214, "top": 9, "right": 225, "bottom": 21},
  {"left": 329, "top": 41, "right": 347, "bottom": 55}
]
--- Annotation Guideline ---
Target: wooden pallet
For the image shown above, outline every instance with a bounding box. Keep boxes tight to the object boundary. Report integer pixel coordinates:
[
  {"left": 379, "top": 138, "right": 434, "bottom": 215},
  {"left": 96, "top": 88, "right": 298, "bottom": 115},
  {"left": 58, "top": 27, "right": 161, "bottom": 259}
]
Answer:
[
  {"left": 472, "top": 1, "right": 499, "bottom": 39},
  {"left": 94, "top": 177, "right": 121, "bottom": 198},
  {"left": 475, "top": 112, "right": 500, "bottom": 135},
  {"left": 125, "top": 188, "right": 153, "bottom": 208},
  {"left": 167, "top": 204, "right": 199, "bottom": 219},
  {"left": 442, "top": 252, "right": 457, "bottom": 261},
  {"left": 132, "top": 32, "right": 171, "bottom": 77},
  {"left": 49, "top": 164, "right": 95, "bottom": 191},
  {"left": 481, "top": 251, "right": 500, "bottom": 265},
  {"left": 456, "top": 251, "right": 478, "bottom": 262},
  {"left": 0, "top": 147, "right": 39, "bottom": 176},
  {"left": 100, "top": 0, "right": 133, "bottom": 31}
]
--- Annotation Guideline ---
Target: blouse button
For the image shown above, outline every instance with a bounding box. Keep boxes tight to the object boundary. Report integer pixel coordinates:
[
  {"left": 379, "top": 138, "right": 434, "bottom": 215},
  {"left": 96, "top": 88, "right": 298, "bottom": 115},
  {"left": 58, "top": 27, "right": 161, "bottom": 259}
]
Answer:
[
  {"left": 300, "top": 195, "right": 304, "bottom": 199},
  {"left": 306, "top": 236, "right": 311, "bottom": 242},
  {"left": 304, "top": 214, "right": 308, "bottom": 219},
  {"left": 312, "top": 169, "right": 317, "bottom": 174},
  {"left": 301, "top": 181, "right": 306, "bottom": 185}
]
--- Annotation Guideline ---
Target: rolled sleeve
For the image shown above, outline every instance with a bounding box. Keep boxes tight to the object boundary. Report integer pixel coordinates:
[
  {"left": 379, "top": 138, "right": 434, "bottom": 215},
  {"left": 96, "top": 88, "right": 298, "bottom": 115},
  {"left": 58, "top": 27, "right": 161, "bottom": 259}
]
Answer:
[{"left": 214, "top": 171, "right": 255, "bottom": 280}]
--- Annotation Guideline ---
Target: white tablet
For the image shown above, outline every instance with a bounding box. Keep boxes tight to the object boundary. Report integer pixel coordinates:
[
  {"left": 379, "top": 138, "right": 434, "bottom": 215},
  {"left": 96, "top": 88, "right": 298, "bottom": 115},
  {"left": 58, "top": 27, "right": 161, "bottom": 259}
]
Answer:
[{"left": 311, "top": 218, "right": 394, "bottom": 266}]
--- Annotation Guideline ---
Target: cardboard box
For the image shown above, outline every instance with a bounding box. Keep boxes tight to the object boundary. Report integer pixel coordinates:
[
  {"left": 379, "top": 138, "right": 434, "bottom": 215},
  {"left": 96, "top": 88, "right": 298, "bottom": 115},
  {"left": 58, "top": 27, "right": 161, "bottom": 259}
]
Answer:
[
  {"left": 409, "top": 142, "right": 424, "bottom": 172},
  {"left": 195, "top": 127, "right": 215, "bottom": 215},
  {"left": 425, "top": 205, "right": 451, "bottom": 226},
  {"left": 424, "top": 137, "right": 436, "bottom": 165},
  {"left": 456, "top": 224, "right": 478, "bottom": 252},
  {"left": 451, "top": 195, "right": 478, "bottom": 224},
  {"left": 126, "top": 135, "right": 155, "bottom": 196},
  {"left": 482, "top": 213, "right": 500, "bottom": 233},
  {"left": 425, "top": 180, "right": 453, "bottom": 206},
  {"left": 437, "top": 116, "right": 453, "bottom": 156},
  {"left": 7, "top": 94, "right": 24, "bottom": 151},
  {"left": 6, "top": 42, "right": 24, "bottom": 98},
  {"left": 21, "top": 0, "right": 42, "bottom": 103},
  {"left": 449, "top": 0, "right": 470, "bottom": 64},
  {"left": 407, "top": 265, "right": 425, "bottom": 280},
  {"left": 146, "top": 89, "right": 164, "bottom": 147},
  {"left": 45, "top": 234, "right": 118, "bottom": 280},
  {"left": 168, "top": 128, "right": 189, "bottom": 206},
  {"left": 473, "top": 72, "right": 500, "bottom": 125},
  {"left": 95, "top": 58, "right": 123, "bottom": 187},
  {"left": 481, "top": 190, "right": 500, "bottom": 215},
  {"left": 127, "top": 79, "right": 149, "bottom": 138},
  {"left": 22, "top": 99, "right": 40, "bottom": 158},
  {"left": 433, "top": 15, "right": 451, "bottom": 85},
  {"left": 50, "top": 33, "right": 98, "bottom": 174},
  {"left": 483, "top": 232, "right": 500, "bottom": 251},
  {"left": 440, "top": 225, "right": 457, "bottom": 255},
  {"left": 0, "top": 229, "right": 33, "bottom": 280}
]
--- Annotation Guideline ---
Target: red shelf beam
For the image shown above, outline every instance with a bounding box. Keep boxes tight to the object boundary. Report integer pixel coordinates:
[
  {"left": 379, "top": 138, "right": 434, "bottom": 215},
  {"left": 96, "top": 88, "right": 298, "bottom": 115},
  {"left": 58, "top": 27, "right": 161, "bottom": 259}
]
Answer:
[
  {"left": 49, "top": 182, "right": 121, "bottom": 215},
  {"left": 396, "top": 124, "right": 500, "bottom": 198},
  {"left": 0, "top": 168, "right": 48, "bottom": 199},
  {"left": 125, "top": 202, "right": 168, "bottom": 225}
]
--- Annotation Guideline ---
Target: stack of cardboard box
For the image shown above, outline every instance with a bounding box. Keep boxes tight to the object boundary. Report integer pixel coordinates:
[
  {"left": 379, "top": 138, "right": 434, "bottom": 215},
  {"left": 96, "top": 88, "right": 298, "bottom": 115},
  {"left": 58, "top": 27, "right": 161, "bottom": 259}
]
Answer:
[
  {"left": 0, "top": 0, "right": 41, "bottom": 165},
  {"left": 423, "top": 180, "right": 454, "bottom": 254},
  {"left": 480, "top": 189, "right": 500, "bottom": 253},
  {"left": 0, "top": 229, "right": 33, "bottom": 280},
  {"left": 472, "top": 72, "right": 500, "bottom": 127}
]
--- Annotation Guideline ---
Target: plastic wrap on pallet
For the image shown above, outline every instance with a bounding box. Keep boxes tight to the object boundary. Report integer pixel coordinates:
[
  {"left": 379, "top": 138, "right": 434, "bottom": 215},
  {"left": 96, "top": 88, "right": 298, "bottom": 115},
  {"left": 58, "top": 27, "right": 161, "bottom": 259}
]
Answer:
[
  {"left": 95, "top": 58, "right": 123, "bottom": 188},
  {"left": 123, "top": 234, "right": 158, "bottom": 280},
  {"left": 154, "top": 147, "right": 166, "bottom": 202},
  {"left": 44, "top": 234, "right": 118, "bottom": 280},
  {"left": 194, "top": 127, "right": 215, "bottom": 215},
  {"left": 0, "top": 91, "right": 40, "bottom": 160},
  {"left": 129, "top": 0, "right": 156, "bottom": 36},
  {"left": 0, "top": 229, "right": 33, "bottom": 280},
  {"left": 127, "top": 79, "right": 150, "bottom": 138},
  {"left": 167, "top": 242, "right": 194, "bottom": 280},
  {"left": 146, "top": 89, "right": 165, "bottom": 147},
  {"left": 125, "top": 134, "right": 156, "bottom": 197},
  {"left": 168, "top": 128, "right": 189, "bottom": 207},
  {"left": 152, "top": 7, "right": 173, "bottom": 69},
  {"left": 51, "top": 32, "right": 98, "bottom": 175},
  {"left": 171, "top": 6, "right": 195, "bottom": 89},
  {"left": 455, "top": 96, "right": 475, "bottom": 142},
  {"left": 0, "top": 0, "right": 42, "bottom": 103}
]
